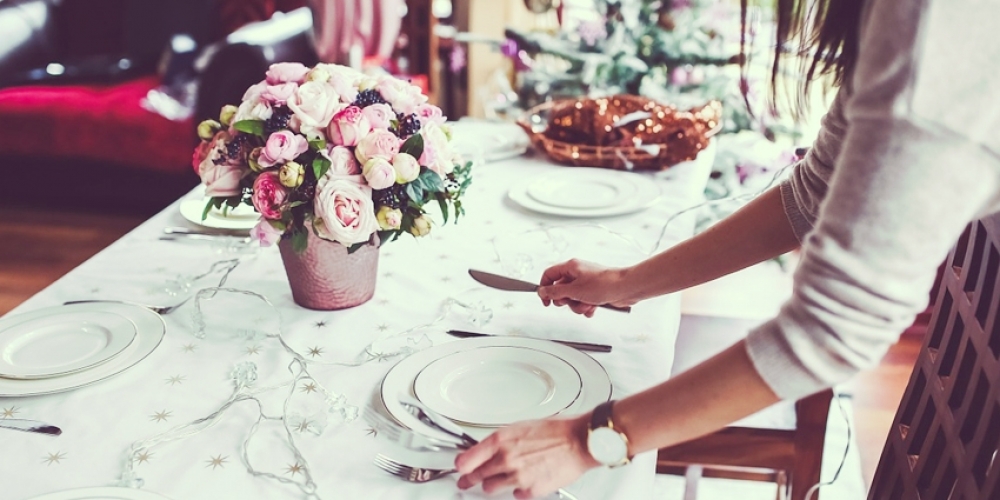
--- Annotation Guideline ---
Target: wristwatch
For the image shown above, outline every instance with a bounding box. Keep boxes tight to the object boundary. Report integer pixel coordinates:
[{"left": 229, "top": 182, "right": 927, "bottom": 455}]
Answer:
[{"left": 586, "top": 400, "right": 631, "bottom": 468}]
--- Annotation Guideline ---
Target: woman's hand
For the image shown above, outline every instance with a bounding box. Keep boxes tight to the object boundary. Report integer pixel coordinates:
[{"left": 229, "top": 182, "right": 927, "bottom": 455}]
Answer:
[
  {"left": 537, "top": 259, "right": 636, "bottom": 317},
  {"left": 455, "top": 415, "right": 598, "bottom": 499}
]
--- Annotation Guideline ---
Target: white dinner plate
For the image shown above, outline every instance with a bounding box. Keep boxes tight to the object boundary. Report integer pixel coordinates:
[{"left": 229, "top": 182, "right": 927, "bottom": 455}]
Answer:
[
  {"left": 508, "top": 168, "right": 661, "bottom": 217},
  {"left": 179, "top": 198, "right": 259, "bottom": 231},
  {"left": 0, "top": 310, "right": 136, "bottom": 380},
  {"left": 449, "top": 119, "right": 530, "bottom": 163},
  {"left": 413, "top": 345, "right": 583, "bottom": 427},
  {"left": 24, "top": 486, "right": 174, "bottom": 500},
  {"left": 0, "top": 303, "right": 165, "bottom": 397},
  {"left": 381, "top": 336, "right": 611, "bottom": 440},
  {"left": 526, "top": 169, "right": 640, "bottom": 209}
]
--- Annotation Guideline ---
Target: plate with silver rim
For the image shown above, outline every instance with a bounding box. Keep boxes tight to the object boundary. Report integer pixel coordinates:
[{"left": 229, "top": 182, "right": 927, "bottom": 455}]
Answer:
[
  {"left": 381, "top": 336, "right": 612, "bottom": 441},
  {"left": 412, "top": 345, "right": 583, "bottom": 427},
  {"left": 23, "top": 487, "right": 174, "bottom": 500},
  {"left": 0, "top": 310, "right": 137, "bottom": 380},
  {"left": 178, "top": 198, "right": 259, "bottom": 231},
  {"left": 0, "top": 303, "right": 165, "bottom": 397}
]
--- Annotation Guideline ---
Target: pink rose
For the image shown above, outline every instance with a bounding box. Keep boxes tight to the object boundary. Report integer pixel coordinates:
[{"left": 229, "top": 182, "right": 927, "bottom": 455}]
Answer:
[
  {"left": 376, "top": 76, "right": 427, "bottom": 115},
  {"left": 259, "top": 131, "right": 308, "bottom": 169},
  {"left": 324, "top": 145, "right": 362, "bottom": 176},
  {"left": 362, "top": 158, "right": 396, "bottom": 190},
  {"left": 287, "top": 81, "right": 345, "bottom": 136},
  {"left": 266, "top": 62, "right": 310, "bottom": 84},
  {"left": 192, "top": 139, "right": 214, "bottom": 174},
  {"left": 197, "top": 133, "right": 244, "bottom": 197},
  {"left": 251, "top": 172, "right": 288, "bottom": 220},
  {"left": 242, "top": 81, "right": 268, "bottom": 101},
  {"left": 261, "top": 82, "right": 298, "bottom": 104},
  {"left": 313, "top": 175, "right": 378, "bottom": 245},
  {"left": 362, "top": 103, "right": 395, "bottom": 130},
  {"left": 250, "top": 220, "right": 283, "bottom": 247},
  {"left": 354, "top": 129, "right": 401, "bottom": 164},
  {"left": 328, "top": 106, "right": 372, "bottom": 146},
  {"left": 414, "top": 103, "right": 446, "bottom": 126},
  {"left": 316, "top": 64, "right": 364, "bottom": 102},
  {"left": 418, "top": 123, "right": 455, "bottom": 177}
]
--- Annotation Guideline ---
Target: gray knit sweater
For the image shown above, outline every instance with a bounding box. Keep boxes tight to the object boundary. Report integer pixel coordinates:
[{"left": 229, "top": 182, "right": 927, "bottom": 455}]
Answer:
[{"left": 745, "top": 0, "right": 1000, "bottom": 399}]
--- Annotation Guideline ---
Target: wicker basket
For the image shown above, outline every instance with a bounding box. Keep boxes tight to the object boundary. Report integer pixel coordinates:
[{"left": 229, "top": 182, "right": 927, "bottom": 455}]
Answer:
[{"left": 517, "top": 95, "right": 722, "bottom": 171}]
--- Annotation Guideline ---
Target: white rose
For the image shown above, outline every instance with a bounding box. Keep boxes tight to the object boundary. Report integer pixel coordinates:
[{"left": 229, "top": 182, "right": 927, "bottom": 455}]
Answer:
[
  {"left": 315, "top": 64, "right": 365, "bottom": 102},
  {"left": 419, "top": 122, "right": 455, "bottom": 176},
  {"left": 313, "top": 175, "right": 378, "bottom": 246},
  {"left": 287, "top": 81, "right": 344, "bottom": 136},
  {"left": 376, "top": 76, "right": 427, "bottom": 115},
  {"left": 392, "top": 152, "right": 420, "bottom": 183},
  {"left": 234, "top": 96, "right": 273, "bottom": 122}
]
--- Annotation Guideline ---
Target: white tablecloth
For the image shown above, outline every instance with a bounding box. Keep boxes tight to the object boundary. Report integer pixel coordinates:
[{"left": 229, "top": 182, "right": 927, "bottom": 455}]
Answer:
[{"left": 1, "top": 131, "right": 712, "bottom": 500}]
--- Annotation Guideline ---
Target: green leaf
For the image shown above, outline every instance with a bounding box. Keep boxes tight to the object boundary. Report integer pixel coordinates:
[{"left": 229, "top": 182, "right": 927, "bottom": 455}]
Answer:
[
  {"left": 400, "top": 133, "right": 425, "bottom": 160},
  {"left": 405, "top": 183, "right": 423, "bottom": 204},
  {"left": 377, "top": 230, "right": 396, "bottom": 246},
  {"left": 201, "top": 198, "right": 215, "bottom": 221},
  {"left": 418, "top": 168, "right": 445, "bottom": 193},
  {"left": 308, "top": 138, "right": 327, "bottom": 151},
  {"left": 312, "top": 156, "right": 332, "bottom": 180},
  {"left": 287, "top": 200, "right": 307, "bottom": 208},
  {"left": 346, "top": 242, "right": 366, "bottom": 254},
  {"left": 435, "top": 192, "right": 449, "bottom": 225},
  {"left": 233, "top": 120, "right": 265, "bottom": 137},
  {"left": 291, "top": 231, "right": 308, "bottom": 254}
]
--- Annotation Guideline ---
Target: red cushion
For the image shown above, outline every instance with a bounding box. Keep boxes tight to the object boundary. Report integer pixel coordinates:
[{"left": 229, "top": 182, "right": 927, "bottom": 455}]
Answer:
[{"left": 0, "top": 76, "right": 195, "bottom": 173}]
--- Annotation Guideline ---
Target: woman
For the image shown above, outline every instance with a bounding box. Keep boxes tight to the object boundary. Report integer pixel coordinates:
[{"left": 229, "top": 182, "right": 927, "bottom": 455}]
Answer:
[{"left": 454, "top": 0, "right": 1000, "bottom": 498}]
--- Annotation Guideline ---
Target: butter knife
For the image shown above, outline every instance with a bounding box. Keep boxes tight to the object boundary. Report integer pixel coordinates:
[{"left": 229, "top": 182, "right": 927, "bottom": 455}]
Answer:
[
  {"left": 0, "top": 419, "right": 62, "bottom": 436},
  {"left": 447, "top": 330, "right": 612, "bottom": 353},
  {"left": 161, "top": 227, "right": 251, "bottom": 243},
  {"left": 468, "top": 269, "right": 632, "bottom": 313}
]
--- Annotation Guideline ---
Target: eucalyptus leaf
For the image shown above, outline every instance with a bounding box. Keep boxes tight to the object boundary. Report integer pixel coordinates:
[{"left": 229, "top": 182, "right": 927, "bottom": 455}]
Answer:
[
  {"left": 418, "top": 168, "right": 445, "bottom": 193},
  {"left": 405, "top": 183, "right": 423, "bottom": 203},
  {"left": 435, "top": 192, "right": 449, "bottom": 224}
]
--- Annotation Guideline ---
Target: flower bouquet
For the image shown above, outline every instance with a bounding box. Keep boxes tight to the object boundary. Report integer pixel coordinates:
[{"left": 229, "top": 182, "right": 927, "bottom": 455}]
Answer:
[{"left": 192, "top": 62, "right": 472, "bottom": 309}]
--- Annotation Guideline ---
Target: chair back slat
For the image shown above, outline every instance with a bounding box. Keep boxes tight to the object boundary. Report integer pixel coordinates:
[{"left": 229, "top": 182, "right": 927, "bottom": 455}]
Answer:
[{"left": 870, "top": 215, "right": 1000, "bottom": 500}]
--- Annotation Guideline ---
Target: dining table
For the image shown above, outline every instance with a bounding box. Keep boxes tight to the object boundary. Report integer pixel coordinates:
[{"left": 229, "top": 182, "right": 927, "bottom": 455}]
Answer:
[{"left": 0, "top": 121, "right": 714, "bottom": 500}]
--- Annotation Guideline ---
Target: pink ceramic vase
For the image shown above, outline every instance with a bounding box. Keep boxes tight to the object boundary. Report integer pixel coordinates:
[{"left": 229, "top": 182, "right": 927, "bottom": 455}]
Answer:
[{"left": 278, "top": 230, "right": 379, "bottom": 310}]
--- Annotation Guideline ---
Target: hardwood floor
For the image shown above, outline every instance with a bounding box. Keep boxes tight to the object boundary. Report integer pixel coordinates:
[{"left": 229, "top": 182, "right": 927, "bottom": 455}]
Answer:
[{"left": 0, "top": 205, "right": 921, "bottom": 494}]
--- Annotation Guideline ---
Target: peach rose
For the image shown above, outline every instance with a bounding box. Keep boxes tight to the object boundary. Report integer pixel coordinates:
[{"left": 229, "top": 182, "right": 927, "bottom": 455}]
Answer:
[
  {"left": 313, "top": 175, "right": 378, "bottom": 245},
  {"left": 354, "top": 129, "right": 401, "bottom": 164},
  {"left": 324, "top": 145, "right": 362, "bottom": 176},
  {"left": 362, "top": 158, "right": 396, "bottom": 190},
  {"left": 328, "top": 106, "right": 372, "bottom": 146},
  {"left": 259, "top": 131, "right": 308, "bottom": 169}
]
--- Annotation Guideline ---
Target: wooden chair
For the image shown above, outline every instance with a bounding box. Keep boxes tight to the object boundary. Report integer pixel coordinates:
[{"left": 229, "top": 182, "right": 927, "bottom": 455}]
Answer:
[{"left": 868, "top": 215, "right": 1000, "bottom": 499}]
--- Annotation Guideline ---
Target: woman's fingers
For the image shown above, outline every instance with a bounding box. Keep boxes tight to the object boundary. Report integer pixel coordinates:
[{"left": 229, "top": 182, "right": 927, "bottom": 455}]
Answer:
[{"left": 455, "top": 433, "right": 501, "bottom": 478}]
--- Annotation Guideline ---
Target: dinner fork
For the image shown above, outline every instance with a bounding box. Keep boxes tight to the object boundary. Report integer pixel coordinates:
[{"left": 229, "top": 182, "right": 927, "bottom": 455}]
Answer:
[
  {"left": 64, "top": 298, "right": 189, "bottom": 316},
  {"left": 373, "top": 454, "right": 581, "bottom": 499},
  {"left": 363, "top": 406, "right": 469, "bottom": 452}
]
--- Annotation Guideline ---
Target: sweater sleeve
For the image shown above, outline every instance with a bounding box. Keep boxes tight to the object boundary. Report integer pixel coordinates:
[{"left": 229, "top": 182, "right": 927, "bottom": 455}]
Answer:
[{"left": 746, "top": 0, "right": 1000, "bottom": 400}]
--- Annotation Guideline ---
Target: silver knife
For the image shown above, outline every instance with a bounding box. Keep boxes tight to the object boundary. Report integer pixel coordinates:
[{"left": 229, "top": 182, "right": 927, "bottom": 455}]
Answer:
[
  {"left": 467, "top": 269, "right": 632, "bottom": 313},
  {"left": 447, "top": 330, "right": 612, "bottom": 353},
  {"left": 161, "top": 227, "right": 251, "bottom": 243},
  {"left": 0, "top": 419, "right": 62, "bottom": 436}
]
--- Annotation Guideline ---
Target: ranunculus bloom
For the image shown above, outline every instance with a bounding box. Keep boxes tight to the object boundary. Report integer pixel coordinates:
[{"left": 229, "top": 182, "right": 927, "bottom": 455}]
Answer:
[
  {"left": 198, "top": 133, "right": 243, "bottom": 197},
  {"left": 362, "top": 158, "right": 396, "bottom": 190},
  {"left": 362, "top": 103, "right": 395, "bottom": 130},
  {"left": 409, "top": 215, "right": 431, "bottom": 237},
  {"left": 324, "top": 145, "right": 362, "bottom": 176},
  {"left": 376, "top": 206, "right": 402, "bottom": 230},
  {"left": 376, "top": 76, "right": 427, "bottom": 115},
  {"left": 251, "top": 171, "right": 288, "bottom": 220},
  {"left": 266, "top": 62, "right": 310, "bottom": 84},
  {"left": 287, "top": 81, "right": 344, "bottom": 136},
  {"left": 328, "top": 106, "right": 372, "bottom": 146},
  {"left": 259, "top": 131, "right": 309, "bottom": 168},
  {"left": 192, "top": 138, "right": 214, "bottom": 174},
  {"left": 279, "top": 161, "right": 305, "bottom": 188},
  {"left": 261, "top": 82, "right": 298, "bottom": 104},
  {"left": 392, "top": 152, "right": 420, "bottom": 183},
  {"left": 234, "top": 95, "right": 273, "bottom": 123},
  {"left": 313, "top": 175, "right": 378, "bottom": 245},
  {"left": 414, "top": 103, "right": 446, "bottom": 126},
  {"left": 419, "top": 123, "right": 455, "bottom": 177},
  {"left": 354, "top": 129, "right": 401, "bottom": 164},
  {"left": 250, "top": 220, "right": 283, "bottom": 247}
]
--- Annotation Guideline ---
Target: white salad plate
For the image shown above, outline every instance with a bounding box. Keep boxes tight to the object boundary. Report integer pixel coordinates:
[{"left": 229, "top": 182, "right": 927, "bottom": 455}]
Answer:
[
  {"left": 179, "top": 198, "right": 259, "bottom": 231},
  {"left": 413, "top": 345, "right": 583, "bottom": 427},
  {"left": 450, "top": 119, "right": 530, "bottom": 164},
  {"left": 381, "top": 336, "right": 611, "bottom": 440},
  {"left": 0, "top": 310, "right": 136, "bottom": 380},
  {"left": 0, "top": 303, "right": 165, "bottom": 397},
  {"left": 24, "top": 487, "right": 174, "bottom": 500},
  {"left": 508, "top": 168, "right": 661, "bottom": 217}
]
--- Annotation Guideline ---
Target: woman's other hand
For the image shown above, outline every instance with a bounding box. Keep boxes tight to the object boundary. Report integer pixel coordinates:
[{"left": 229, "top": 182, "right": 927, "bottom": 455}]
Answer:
[
  {"left": 455, "top": 415, "right": 597, "bottom": 499},
  {"left": 538, "top": 259, "right": 636, "bottom": 317}
]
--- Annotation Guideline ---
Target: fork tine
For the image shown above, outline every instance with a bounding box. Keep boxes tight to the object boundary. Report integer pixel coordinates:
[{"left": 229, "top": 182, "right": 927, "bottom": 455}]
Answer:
[{"left": 373, "top": 454, "right": 404, "bottom": 475}]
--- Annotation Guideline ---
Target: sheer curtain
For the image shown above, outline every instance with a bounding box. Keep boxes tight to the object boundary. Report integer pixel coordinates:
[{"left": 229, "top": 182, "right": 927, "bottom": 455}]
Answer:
[{"left": 308, "top": 0, "right": 406, "bottom": 66}]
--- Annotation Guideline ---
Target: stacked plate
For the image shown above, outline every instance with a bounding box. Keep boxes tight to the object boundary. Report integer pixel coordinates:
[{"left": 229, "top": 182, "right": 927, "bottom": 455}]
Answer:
[
  {"left": 0, "top": 303, "right": 165, "bottom": 397},
  {"left": 24, "top": 487, "right": 174, "bottom": 500},
  {"left": 178, "top": 198, "right": 260, "bottom": 231},
  {"left": 508, "top": 168, "right": 661, "bottom": 217},
  {"left": 381, "top": 336, "right": 612, "bottom": 439}
]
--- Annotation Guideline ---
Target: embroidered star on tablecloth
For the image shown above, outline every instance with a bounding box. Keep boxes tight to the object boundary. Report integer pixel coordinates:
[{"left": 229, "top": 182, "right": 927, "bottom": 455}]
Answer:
[
  {"left": 135, "top": 451, "right": 153, "bottom": 464},
  {"left": 1, "top": 406, "right": 19, "bottom": 418},
  {"left": 295, "top": 420, "right": 312, "bottom": 433},
  {"left": 441, "top": 276, "right": 452, "bottom": 283},
  {"left": 503, "top": 302, "right": 514, "bottom": 309},
  {"left": 165, "top": 375, "right": 185, "bottom": 386},
  {"left": 285, "top": 463, "right": 304, "bottom": 476},
  {"left": 314, "top": 320, "right": 327, "bottom": 328},
  {"left": 376, "top": 324, "right": 389, "bottom": 332},
  {"left": 300, "top": 382, "right": 318, "bottom": 394},
  {"left": 383, "top": 272, "right": 394, "bottom": 279},
  {"left": 206, "top": 455, "right": 228, "bottom": 470},
  {"left": 181, "top": 343, "right": 198, "bottom": 353},
  {"left": 365, "top": 427, "right": 378, "bottom": 437},
  {"left": 150, "top": 410, "right": 172, "bottom": 422},
  {"left": 245, "top": 345, "right": 260, "bottom": 356},
  {"left": 42, "top": 452, "right": 65, "bottom": 465},
  {"left": 307, "top": 346, "right": 324, "bottom": 358},
  {"left": 377, "top": 298, "right": 390, "bottom": 306}
]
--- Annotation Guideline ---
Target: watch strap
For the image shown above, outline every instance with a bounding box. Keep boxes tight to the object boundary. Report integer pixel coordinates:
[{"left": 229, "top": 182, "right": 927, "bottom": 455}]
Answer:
[{"left": 590, "top": 400, "right": 616, "bottom": 431}]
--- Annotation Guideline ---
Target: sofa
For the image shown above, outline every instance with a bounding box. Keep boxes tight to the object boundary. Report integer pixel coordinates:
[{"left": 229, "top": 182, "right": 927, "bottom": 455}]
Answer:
[{"left": 0, "top": 0, "right": 314, "bottom": 214}]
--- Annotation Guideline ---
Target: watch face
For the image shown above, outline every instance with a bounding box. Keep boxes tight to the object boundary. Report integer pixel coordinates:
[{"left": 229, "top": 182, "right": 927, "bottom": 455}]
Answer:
[{"left": 587, "top": 427, "right": 628, "bottom": 466}]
